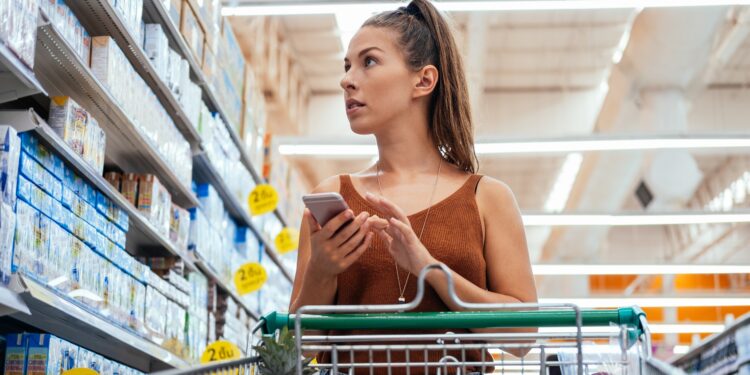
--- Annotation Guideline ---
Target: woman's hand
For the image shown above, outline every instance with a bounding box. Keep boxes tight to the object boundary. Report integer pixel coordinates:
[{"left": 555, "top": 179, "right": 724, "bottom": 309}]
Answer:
[
  {"left": 304, "top": 208, "right": 374, "bottom": 280},
  {"left": 365, "top": 192, "right": 437, "bottom": 275}
]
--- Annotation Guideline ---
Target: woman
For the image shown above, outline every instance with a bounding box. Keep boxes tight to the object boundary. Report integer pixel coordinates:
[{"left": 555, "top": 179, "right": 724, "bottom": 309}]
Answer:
[{"left": 289, "top": 0, "right": 538, "bottom": 372}]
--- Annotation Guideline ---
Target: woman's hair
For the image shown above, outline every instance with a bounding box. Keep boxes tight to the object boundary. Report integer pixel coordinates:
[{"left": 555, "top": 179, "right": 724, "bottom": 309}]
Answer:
[{"left": 364, "top": 0, "right": 477, "bottom": 173}]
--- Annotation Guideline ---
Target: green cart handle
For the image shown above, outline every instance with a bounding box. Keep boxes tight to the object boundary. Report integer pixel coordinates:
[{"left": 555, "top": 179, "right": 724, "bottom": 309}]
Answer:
[{"left": 261, "top": 306, "right": 646, "bottom": 337}]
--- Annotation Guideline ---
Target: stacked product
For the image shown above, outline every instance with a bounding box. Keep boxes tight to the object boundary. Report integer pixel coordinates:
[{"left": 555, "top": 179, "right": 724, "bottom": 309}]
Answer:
[
  {"left": 198, "top": 107, "right": 254, "bottom": 205},
  {"left": 0, "top": 0, "right": 39, "bottom": 68},
  {"left": 268, "top": 150, "right": 305, "bottom": 229},
  {"left": 240, "top": 66, "right": 267, "bottom": 171},
  {"left": 210, "top": 23, "right": 245, "bottom": 130},
  {"left": 11, "top": 132, "right": 147, "bottom": 333},
  {"left": 142, "top": 23, "right": 202, "bottom": 128},
  {"left": 4, "top": 333, "right": 145, "bottom": 375},
  {"left": 105, "top": 172, "right": 191, "bottom": 252},
  {"left": 48, "top": 97, "right": 106, "bottom": 174},
  {"left": 109, "top": 0, "right": 143, "bottom": 44},
  {"left": 234, "top": 226, "right": 261, "bottom": 311},
  {"left": 187, "top": 271, "right": 209, "bottom": 361},
  {"left": 218, "top": 297, "right": 251, "bottom": 354},
  {"left": 258, "top": 250, "right": 293, "bottom": 316},
  {"left": 40, "top": 0, "right": 92, "bottom": 63},
  {"left": 251, "top": 212, "right": 283, "bottom": 246},
  {"left": 0, "top": 127, "right": 20, "bottom": 282},
  {"left": 190, "top": 184, "right": 233, "bottom": 282},
  {"left": 141, "top": 264, "right": 189, "bottom": 357},
  {"left": 90, "top": 36, "right": 192, "bottom": 187}
]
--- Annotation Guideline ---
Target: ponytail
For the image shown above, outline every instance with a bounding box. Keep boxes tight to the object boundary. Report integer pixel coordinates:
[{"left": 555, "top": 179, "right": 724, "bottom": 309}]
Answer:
[{"left": 364, "top": 0, "right": 477, "bottom": 173}]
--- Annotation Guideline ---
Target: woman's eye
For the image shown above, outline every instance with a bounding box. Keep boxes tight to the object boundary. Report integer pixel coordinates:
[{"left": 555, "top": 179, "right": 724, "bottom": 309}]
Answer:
[
  {"left": 344, "top": 64, "right": 351, "bottom": 72},
  {"left": 365, "top": 57, "right": 376, "bottom": 67}
]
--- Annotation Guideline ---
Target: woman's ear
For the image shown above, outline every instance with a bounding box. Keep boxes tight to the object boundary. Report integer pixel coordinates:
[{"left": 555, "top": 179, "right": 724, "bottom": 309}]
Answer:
[{"left": 412, "top": 65, "right": 438, "bottom": 99}]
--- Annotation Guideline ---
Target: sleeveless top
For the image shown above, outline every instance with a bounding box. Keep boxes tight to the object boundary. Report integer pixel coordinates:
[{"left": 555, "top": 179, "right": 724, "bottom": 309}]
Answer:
[{"left": 318, "top": 174, "right": 490, "bottom": 374}]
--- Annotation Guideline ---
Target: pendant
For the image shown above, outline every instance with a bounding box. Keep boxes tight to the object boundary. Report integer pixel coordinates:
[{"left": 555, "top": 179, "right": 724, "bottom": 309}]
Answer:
[{"left": 398, "top": 297, "right": 406, "bottom": 303}]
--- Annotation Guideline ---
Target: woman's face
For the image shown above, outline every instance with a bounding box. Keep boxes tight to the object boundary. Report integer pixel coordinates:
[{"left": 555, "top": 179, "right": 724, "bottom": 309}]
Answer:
[{"left": 341, "top": 26, "right": 417, "bottom": 135}]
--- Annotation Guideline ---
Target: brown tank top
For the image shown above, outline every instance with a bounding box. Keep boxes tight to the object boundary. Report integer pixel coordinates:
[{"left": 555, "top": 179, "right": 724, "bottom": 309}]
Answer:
[{"left": 319, "top": 174, "right": 490, "bottom": 374}]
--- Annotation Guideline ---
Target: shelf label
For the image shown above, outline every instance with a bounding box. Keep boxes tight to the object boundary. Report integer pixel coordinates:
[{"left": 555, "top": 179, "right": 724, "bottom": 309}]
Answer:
[
  {"left": 201, "top": 340, "right": 242, "bottom": 363},
  {"left": 62, "top": 369, "right": 99, "bottom": 375},
  {"left": 248, "top": 184, "right": 279, "bottom": 216},
  {"left": 234, "top": 262, "right": 267, "bottom": 295},
  {"left": 275, "top": 227, "right": 299, "bottom": 254}
]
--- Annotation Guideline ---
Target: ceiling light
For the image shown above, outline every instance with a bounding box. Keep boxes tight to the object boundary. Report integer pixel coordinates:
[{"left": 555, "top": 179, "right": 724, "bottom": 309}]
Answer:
[
  {"left": 522, "top": 212, "right": 750, "bottom": 226},
  {"left": 544, "top": 153, "right": 583, "bottom": 212},
  {"left": 277, "top": 136, "right": 750, "bottom": 157},
  {"left": 539, "top": 297, "right": 750, "bottom": 308},
  {"left": 532, "top": 264, "right": 750, "bottom": 275},
  {"left": 223, "top": 1, "right": 750, "bottom": 16}
]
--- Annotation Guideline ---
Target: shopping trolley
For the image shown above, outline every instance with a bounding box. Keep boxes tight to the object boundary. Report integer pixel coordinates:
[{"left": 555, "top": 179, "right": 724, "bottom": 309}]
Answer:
[{"left": 156, "top": 264, "right": 685, "bottom": 375}]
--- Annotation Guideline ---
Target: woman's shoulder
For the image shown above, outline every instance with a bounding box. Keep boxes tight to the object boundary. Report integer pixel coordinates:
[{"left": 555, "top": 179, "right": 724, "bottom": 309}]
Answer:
[
  {"left": 311, "top": 174, "right": 342, "bottom": 194},
  {"left": 475, "top": 175, "right": 519, "bottom": 212}
]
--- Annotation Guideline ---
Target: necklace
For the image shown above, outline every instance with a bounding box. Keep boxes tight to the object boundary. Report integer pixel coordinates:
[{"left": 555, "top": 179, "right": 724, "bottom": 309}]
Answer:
[{"left": 376, "top": 158, "right": 443, "bottom": 303}]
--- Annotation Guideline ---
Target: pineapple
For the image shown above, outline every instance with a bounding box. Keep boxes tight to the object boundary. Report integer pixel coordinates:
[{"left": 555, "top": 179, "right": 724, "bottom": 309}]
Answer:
[{"left": 253, "top": 327, "right": 315, "bottom": 375}]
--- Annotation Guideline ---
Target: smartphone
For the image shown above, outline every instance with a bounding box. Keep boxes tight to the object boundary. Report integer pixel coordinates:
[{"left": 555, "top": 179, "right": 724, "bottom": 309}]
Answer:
[{"left": 302, "top": 192, "right": 350, "bottom": 226}]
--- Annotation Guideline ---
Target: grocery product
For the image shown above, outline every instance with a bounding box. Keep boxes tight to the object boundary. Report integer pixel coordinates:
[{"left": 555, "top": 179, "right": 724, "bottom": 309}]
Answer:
[
  {"left": 0, "top": 126, "right": 20, "bottom": 208},
  {"left": 0, "top": 0, "right": 39, "bottom": 68},
  {"left": 171, "top": 204, "right": 190, "bottom": 252},
  {"left": 48, "top": 97, "right": 107, "bottom": 173}
]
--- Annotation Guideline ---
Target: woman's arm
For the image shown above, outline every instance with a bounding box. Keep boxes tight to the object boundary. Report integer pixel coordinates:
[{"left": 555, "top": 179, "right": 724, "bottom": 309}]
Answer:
[{"left": 425, "top": 177, "right": 537, "bottom": 311}]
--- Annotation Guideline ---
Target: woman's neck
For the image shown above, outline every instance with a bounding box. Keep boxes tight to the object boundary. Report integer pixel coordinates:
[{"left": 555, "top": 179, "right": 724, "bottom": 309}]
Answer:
[{"left": 374, "top": 116, "right": 442, "bottom": 178}]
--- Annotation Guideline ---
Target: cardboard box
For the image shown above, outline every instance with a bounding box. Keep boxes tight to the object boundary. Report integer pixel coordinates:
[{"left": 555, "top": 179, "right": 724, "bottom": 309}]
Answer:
[{"left": 180, "top": 0, "right": 205, "bottom": 65}]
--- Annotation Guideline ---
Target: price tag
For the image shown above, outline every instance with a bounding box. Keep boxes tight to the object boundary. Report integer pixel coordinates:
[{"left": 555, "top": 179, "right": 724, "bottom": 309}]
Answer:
[
  {"left": 201, "top": 340, "right": 241, "bottom": 363},
  {"left": 62, "top": 369, "right": 99, "bottom": 375},
  {"left": 248, "top": 184, "right": 279, "bottom": 216},
  {"left": 275, "top": 227, "right": 299, "bottom": 254},
  {"left": 234, "top": 262, "right": 267, "bottom": 295}
]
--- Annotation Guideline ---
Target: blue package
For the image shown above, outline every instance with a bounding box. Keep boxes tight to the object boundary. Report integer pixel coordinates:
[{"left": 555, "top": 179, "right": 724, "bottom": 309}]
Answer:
[
  {"left": 20, "top": 131, "right": 36, "bottom": 154},
  {"left": 61, "top": 186, "right": 73, "bottom": 209},
  {"left": 3, "top": 333, "right": 27, "bottom": 375},
  {"left": 51, "top": 153, "right": 65, "bottom": 179},
  {"left": 17, "top": 175, "right": 31, "bottom": 203}
]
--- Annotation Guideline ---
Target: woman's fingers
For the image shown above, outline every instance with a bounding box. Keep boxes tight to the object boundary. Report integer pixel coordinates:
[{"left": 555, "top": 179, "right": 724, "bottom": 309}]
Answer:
[
  {"left": 365, "top": 193, "right": 410, "bottom": 223},
  {"left": 343, "top": 232, "right": 374, "bottom": 265},
  {"left": 304, "top": 208, "right": 321, "bottom": 232},
  {"left": 389, "top": 218, "right": 418, "bottom": 243}
]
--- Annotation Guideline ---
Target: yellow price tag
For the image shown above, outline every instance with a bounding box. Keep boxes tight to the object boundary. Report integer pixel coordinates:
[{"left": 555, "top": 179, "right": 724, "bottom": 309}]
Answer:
[
  {"left": 62, "top": 369, "right": 99, "bottom": 375},
  {"left": 201, "top": 340, "right": 242, "bottom": 363},
  {"left": 248, "top": 184, "right": 279, "bottom": 216},
  {"left": 234, "top": 262, "right": 267, "bottom": 295},
  {"left": 275, "top": 227, "right": 299, "bottom": 254}
]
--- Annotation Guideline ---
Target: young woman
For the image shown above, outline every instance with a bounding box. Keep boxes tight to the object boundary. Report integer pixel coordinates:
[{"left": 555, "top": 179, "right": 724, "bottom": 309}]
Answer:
[{"left": 289, "top": 0, "right": 538, "bottom": 372}]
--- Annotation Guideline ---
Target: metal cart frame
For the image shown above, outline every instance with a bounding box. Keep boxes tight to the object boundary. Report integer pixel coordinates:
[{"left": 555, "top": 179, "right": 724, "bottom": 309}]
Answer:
[{"left": 156, "top": 264, "right": 685, "bottom": 375}]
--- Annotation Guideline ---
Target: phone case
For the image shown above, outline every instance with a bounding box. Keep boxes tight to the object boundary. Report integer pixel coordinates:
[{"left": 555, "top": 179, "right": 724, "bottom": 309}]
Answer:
[{"left": 303, "top": 193, "right": 349, "bottom": 226}]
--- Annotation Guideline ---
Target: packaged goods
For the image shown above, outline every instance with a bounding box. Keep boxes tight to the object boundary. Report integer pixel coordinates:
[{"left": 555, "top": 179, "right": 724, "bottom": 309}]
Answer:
[
  {"left": 104, "top": 171, "right": 121, "bottom": 191},
  {"left": 48, "top": 97, "right": 87, "bottom": 156},
  {"left": 0, "top": 0, "right": 39, "bottom": 68},
  {"left": 143, "top": 24, "right": 169, "bottom": 82},
  {"left": 120, "top": 173, "right": 139, "bottom": 206},
  {"left": 0, "top": 126, "right": 20, "bottom": 207},
  {"left": 170, "top": 204, "right": 190, "bottom": 251}
]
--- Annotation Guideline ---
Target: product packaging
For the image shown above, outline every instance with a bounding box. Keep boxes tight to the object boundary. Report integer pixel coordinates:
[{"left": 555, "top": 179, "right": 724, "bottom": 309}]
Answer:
[
  {"left": 180, "top": 0, "right": 205, "bottom": 64},
  {"left": 0, "top": 0, "right": 39, "bottom": 68},
  {"left": 143, "top": 24, "right": 169, "bottom": 82},
  {"left": 0, "top": 126, "right": 21, "bottom": 208},
  {"left": 170, "top": 204, "right": 190, "bottom": 251},
  {"left": 3, "top": 334, "right": 27, "bottom": 375},
  {"left": 48, "top": 96, "right": 88, "bottom": 156},
  {"left": 104, "top": 172, "right": 121, "bottom": 191},
  {"left": 120, "top": 173, "right": 139, "bottom": 207}
]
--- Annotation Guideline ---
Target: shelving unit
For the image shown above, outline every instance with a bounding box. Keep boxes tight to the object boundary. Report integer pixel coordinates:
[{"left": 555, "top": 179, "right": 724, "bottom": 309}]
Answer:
[
  {"left": 33, "top": 22, "right": 198, "bottom": 208},
  {"left": 191, "top": 254, "right": 259, "bottom": 321},
  {"left": 64, "top": 0, "right": 202, "bottom": 148},
  {"left": 9, "top": 275, "right": 190, "bottom": 372},
  {"left": 0, "top": 109, "right": 198, "bottom": 272},
  {"left": 0, "top": 41, "right": 46, "bottom": 103},
  {"left": 671, "top": 311, "right": 750, "bottom": 374}
]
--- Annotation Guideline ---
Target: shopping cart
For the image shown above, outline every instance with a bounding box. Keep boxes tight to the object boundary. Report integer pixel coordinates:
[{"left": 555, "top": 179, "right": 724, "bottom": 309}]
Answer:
[{"left": 156, "top": 264, "right": 685, "bottom": 375}]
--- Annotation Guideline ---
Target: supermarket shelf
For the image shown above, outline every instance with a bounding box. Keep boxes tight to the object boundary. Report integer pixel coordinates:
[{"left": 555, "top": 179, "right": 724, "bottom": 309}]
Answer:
[
  {"left": 33, "top": 23, "right": 199, "bottom": 208},
  {"left": 190, "top": 253, "right": 260, "bottom": 322},
  {"left": 0, "top": 41, "right": 46, "bottom": 103},
  {"left": 671, "top": 311, "right": 750, "bottom": 368},
  {"left": 64, "top": 0, "right": 202, "bottom": 148},
  {"left": 192, "top": 152, "right": 294, "bottom": 283},
  {"left": 10, "top": 275, "right": 190, "bottom": 372},
  {"left": 0, "top": 109, "right": 197, "bottom": 273},
  {"left": 0, "top": 283, "right": 29, "bottom": 317},
  {"left": 142, "top": 0, "right": 265, "bottom": 188}
]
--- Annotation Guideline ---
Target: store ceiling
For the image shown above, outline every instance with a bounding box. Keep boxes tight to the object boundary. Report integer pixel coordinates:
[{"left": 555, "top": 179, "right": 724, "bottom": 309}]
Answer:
[{"left": 229, "top": 5, "right": 750, "bottom": 291}]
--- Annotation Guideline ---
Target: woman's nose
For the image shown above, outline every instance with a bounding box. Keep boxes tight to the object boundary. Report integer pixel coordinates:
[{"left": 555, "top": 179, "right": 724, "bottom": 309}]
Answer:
[{"left": 340, "top": 72, "right": 356, "bottom": 91}]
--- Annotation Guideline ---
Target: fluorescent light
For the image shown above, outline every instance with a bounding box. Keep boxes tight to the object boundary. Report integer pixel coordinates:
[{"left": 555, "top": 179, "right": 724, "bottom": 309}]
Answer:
[
  {"left": 223, "top": 1, "right": 750, "bottom": 16},
  {"left": 277, "top": 136, "right": 750, "bottom": 157},
  {"left": 532, "top": 264, "right": 750, "bottom": 275},
  {"left": 335, "top": 10, "right": 375, "bottom": 50},
  {"left": 544, "top": 153, "right": 583, "bottom": 212},
  {"left": 539, "top": 297, "right": 750, "bottom": 308},
  {"left": 522, "top": 212, "right": 750, "bottom": 226},
  {"left": 673, "top": 345, "right": 690, "bottom": 354}
]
